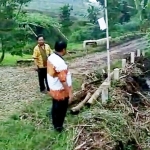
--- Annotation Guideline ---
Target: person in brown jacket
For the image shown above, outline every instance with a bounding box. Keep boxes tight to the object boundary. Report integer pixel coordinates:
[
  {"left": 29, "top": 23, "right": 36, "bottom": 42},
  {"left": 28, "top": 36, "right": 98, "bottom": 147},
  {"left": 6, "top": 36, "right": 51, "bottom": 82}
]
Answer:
[{"left": 32, "top": 34, "right": 53, "bottom": 93}]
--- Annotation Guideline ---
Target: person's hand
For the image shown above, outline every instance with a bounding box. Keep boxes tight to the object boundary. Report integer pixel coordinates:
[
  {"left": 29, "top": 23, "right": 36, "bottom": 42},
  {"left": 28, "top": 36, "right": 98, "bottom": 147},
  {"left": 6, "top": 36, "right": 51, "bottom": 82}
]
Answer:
[
  {"left": 33, "top": 67, "right": 38, "bottom": 72},
  {"left": 69, "top": 92, "right": 73, "bottom": 104}
]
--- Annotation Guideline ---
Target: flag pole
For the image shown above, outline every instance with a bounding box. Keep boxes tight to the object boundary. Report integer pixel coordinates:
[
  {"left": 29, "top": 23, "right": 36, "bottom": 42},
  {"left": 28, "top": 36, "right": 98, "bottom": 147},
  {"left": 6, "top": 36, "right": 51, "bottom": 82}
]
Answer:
[{"left": 104, "top": 0, "right": 110, "bottom": 84}]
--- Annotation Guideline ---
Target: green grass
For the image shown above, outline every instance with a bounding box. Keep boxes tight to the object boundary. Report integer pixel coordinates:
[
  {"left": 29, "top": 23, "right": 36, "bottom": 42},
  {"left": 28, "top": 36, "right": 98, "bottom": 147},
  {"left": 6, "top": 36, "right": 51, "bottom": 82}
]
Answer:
[
  {"left": 0, "top": 79, "right": 82, "bottom": 150},
  {"left": 0, "top": 59, "right": 126, "bottom": 150},
  {"left": 0, "top": 76, "right": 148, "bottom": 150},
  {"left": 0, "top": 34, "right": 148, "bottom": 149},
  {"left": 0, "top": 43, "right": 83, "bottom": 66},
  {"left": 0, "top": 45, "right": 99, "bottom": 66},
  {"left": 0, "top": 57, "right": 149, "bottom": 149},
  {"left": 111, "top": 60, "right": 122, "bottom": 70},
  {"left": 67, "top": 43, "right": 83, "bottom": 50},
  {"left": 0, "top": 33, "right": 145, "bottom": 66},
  {"left": 0, "top": 98, "right": 76, "bottom": 150},
  {"left": 0, "top": 53, "right": 32, "bottom": 66},
  {"left": 103, "top": 60, "right": 122, "bottom": 72}
]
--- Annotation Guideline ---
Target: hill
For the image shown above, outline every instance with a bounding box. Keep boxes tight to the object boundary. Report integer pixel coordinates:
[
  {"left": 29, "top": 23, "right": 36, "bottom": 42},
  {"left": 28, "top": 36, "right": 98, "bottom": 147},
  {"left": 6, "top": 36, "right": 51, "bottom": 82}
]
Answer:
[{"left": 25, "top": 0, "right": 91, "bottom": 19}]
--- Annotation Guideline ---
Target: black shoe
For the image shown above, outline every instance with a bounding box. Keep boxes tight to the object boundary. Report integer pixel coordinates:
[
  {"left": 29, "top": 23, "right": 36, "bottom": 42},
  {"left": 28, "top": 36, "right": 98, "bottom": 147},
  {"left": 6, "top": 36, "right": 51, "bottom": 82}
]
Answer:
[
  {"left": 55, "top": 127, "right": 64, "bottom": 133},
  {"left": 40, "top": 90, "right": 47, "bottom": 94}
]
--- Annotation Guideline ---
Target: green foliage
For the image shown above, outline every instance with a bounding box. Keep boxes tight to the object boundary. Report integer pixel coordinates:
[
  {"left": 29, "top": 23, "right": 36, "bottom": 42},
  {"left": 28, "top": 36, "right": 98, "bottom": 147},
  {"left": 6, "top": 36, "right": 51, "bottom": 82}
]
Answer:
[
  {"left": 133, "top": 0, "right": 150, "bottom": 20},
  {"left": 79, "top": 0, "right": 137, "bottom": 43},
  {"left": 3, "top": 28, "right": 31, "bottom": 56},
  {"left": 87, "top": 5, "right": 100, "bottom": 24},
  {"left": 96, "top": 0, "right": 120, "bottom": 25},
  {"left": 69, "top": 25, "right": 105, "bottom": 42},
  {"left": 17, "top": 13, "right": 61, "bottom": 29},
  {"left": 17, "top": 12, "right": 63, "bottom": 48},
  {"left": 0, "top": 0, "right": 32, "bottom": 63},
  {"left": 0, "top": 79, "right": 82, "bottom": 149},
  {"left": 111, "top": 18, "right": 141, "bottom": 37},
  {"left": 0, "top": 0, "right": 64, "bottom": 63},
  {"left": 59, "top": 4, "right": 73, "bottom": 35},
  {"left": 96, "top": 0, "right": 140, "bottom": 25},
  {"left": 0, "top": 53, "right": 31, "bottom": 66},
  {"left": 1, "top": 0, "right": 150, "bottom": 62},
  {"left": 70, "top": 26, "right": 92, "bottom": 42}
]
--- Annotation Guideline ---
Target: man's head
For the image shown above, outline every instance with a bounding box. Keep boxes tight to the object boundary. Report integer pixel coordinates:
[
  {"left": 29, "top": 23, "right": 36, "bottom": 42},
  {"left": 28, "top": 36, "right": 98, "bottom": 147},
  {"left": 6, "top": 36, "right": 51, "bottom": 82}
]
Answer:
[
  {"left": 55, "top": 41, "right": 67, "bottom": 56},
  {"left": 37, "top": 34, "right": 45, "bottom": 46}
]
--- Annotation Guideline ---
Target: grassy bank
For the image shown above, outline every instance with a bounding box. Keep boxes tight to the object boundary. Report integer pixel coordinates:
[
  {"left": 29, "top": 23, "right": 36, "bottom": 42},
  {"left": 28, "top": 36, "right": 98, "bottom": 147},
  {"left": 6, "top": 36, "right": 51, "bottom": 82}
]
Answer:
[
  {"left": 0, "top": 43, "right": 82, "bottom": 66},
  {"left": 0, "top": 97, "right": 75, "bottom": 150},
  {"left": 0, "top": 55, "right": 150, "bottom": 149},
  {"left": 0, "top": 78, "right": 82, "bottom": 150},
  {"left": 0, "top": 53, "right": 31, "bottom": 66},
  {"left": 0, "top": 60, "right": 122, "bottom": 150}
]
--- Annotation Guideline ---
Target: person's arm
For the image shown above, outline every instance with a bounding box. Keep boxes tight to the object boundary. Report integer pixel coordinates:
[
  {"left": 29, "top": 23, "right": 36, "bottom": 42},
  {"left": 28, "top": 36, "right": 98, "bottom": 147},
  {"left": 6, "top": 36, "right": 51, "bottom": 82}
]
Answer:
[
  {"left": 57, "top": 70, "right": 72, "bottom": 97},
  {"left": 58, "top": 70, "right": 69, "bottom": 92},
  {"left": 32, "top": 47, "right": 39, "bottom": 69},
  {"left": 47, "top": 60, "right": 56, "bottom": 76},
  {"left": 47, "top": 45, "right": 53, "bottom": 56}
]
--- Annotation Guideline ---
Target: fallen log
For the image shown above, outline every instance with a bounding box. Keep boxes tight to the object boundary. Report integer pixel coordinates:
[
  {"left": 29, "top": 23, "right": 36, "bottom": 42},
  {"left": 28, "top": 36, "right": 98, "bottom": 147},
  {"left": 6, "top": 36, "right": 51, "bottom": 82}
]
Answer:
[
  {"left": 17, "top": 59, "right": 34, "bottom": 66},
  {"left": 70, "top": 83, "right": 96, "bottom": 106},
  {"left": 81, "top": 79, "right": 102, "bottom": 90},
  {"left": 70, "top": 90, "right": 87, "bottom": 105},
  {"left": 67, "top": 51, "right": 76, "bottom": 54},
  {"left": 87, "top": 71, "right": 114, "bottom": 105},
  {"left": 17, "top": 59, "right": 34, "bottom": 63},
  {"left": 70, "top": 92, "right": 91, "bottom": 113}
]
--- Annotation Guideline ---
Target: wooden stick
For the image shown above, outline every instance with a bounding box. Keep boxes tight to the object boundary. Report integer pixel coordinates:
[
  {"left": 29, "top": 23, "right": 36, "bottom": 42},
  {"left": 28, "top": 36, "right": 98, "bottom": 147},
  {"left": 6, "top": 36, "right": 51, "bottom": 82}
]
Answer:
[
  {"left": 74, "top": 141, "right": 86, "bottom": 150},
  {"left": 136, "top": 91, "right": 150, "bottom": 106},
  {"left": 74, "top": 127, "right": 84, "bottom": 147},
  {"left": 74, "top": 139, "right": 93, "bottom": 150},
  {"left": 71, "top": 92, "right": 91, "bottom": 113},
  {"left": 69, "top": 124, "right": 94, "bottom": 127},
  {"left": 70, "top": 90, "right": 87, "bottom": 104},
  {"left": 87, "top": 71, "right": 114, "bottom": 105}
]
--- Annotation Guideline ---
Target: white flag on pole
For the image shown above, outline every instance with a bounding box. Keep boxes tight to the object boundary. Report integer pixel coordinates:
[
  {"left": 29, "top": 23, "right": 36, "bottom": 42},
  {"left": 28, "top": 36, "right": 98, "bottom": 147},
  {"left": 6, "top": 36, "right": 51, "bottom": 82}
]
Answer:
[{"left": 98, "top": 17, "right": 107, "bottom": 30}]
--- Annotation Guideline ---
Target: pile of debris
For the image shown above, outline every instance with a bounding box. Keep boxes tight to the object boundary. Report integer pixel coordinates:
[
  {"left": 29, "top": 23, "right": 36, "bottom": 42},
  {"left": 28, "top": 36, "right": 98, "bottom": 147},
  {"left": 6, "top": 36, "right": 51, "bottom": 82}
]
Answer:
[
  {"left": 70, "top": 54, "right": 150, "bottom": 150},
  {"left": 69, "top": 70, "right": 107, "bottom": 113}
]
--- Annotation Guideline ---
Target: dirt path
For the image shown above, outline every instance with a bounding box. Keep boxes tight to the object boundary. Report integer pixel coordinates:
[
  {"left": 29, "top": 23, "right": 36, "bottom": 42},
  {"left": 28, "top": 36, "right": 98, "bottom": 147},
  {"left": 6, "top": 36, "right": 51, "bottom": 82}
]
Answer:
[
  {"left": 0, "top": 67, "right": 46, "bottom": 120},
  {"left": 0, "top": 38, "right": 148, "bottom": 119},
  {"left": 69, "top": 38, "right": 148, "bottom": 74}
]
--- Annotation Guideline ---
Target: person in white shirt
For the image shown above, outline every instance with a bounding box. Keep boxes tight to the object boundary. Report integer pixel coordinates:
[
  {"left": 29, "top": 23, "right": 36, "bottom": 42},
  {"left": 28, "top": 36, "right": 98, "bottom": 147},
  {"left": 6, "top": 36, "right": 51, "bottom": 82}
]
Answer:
[{"left": 47, "top": 41, "right": 73, "bottom": 132}]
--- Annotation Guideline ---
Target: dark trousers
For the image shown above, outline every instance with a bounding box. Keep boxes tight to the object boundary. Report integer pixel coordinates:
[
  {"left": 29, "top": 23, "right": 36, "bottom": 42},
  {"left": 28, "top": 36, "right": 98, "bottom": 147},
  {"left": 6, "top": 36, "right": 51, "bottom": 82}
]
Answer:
[
  {"left": 37, "top": 68, "right": 49, "bottom": 92},
  {"left": 51, "top": 97, "right": 69, "bottom": 129}
]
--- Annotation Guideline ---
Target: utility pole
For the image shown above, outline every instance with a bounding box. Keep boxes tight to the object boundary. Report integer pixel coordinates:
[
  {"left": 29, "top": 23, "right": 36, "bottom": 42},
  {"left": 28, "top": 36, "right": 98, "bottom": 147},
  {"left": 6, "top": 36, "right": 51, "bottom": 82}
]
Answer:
[{"left": 104, "top": 0, "right": 110, "bottom": 84}]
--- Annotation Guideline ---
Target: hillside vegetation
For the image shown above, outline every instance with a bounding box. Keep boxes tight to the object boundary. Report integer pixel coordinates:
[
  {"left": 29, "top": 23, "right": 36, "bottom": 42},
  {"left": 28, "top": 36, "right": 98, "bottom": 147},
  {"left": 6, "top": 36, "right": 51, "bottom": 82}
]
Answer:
[
  {"left": 25, "top": 0, "right": 89, "bottom": 18},
  {"left": 1, "top": 0, "right": 150, "bottom": 63}
]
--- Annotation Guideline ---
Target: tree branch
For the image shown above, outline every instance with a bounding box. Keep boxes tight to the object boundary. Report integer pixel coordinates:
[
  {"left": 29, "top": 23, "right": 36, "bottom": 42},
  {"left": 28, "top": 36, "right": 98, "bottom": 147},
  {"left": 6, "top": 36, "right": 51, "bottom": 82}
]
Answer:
[{"left": 15, "top": 3, "right": 23, "bottom": 20}]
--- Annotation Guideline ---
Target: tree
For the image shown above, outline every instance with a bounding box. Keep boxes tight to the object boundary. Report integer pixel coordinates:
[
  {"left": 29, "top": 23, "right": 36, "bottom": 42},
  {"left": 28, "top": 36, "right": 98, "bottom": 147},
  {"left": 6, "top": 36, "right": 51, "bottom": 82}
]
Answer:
[
  {"left": 59, "top": 4, "right": 73, "bottom": 35},
  {"left": 17, "top": 12, "right": 67, "bottom": 46},
  {"left": 87, "top": 5, "right": 100, "bottom": 24},
  {"left": 96, "top": 0, "right": 133, "bottom": 25},
  {"left": 0, "top": 0, "right": 32, "bottom": 63},
  {"left": 133, "top": 0, "right": 150, "bottom": 21},
  {"left": 97, "top": 0, "right": 150, "bottom": 23},
  {"left": 96, "top": 0, "right": 120, "bottom": 26},
  {"left": 119, "top": 1, "right": 131, "bottom": 24},
  {"left": 86, "top": 4, "right": 105, "bottom": 40}
]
